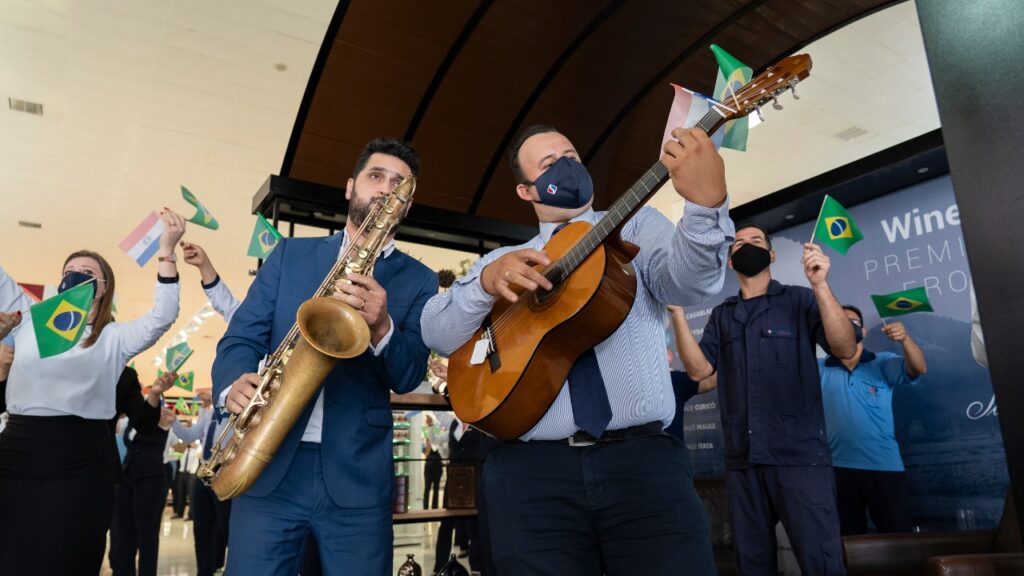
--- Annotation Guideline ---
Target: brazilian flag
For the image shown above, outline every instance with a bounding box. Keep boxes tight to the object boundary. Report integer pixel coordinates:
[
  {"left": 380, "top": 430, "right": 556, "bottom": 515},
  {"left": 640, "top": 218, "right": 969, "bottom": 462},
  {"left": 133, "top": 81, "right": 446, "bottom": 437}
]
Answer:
[
  {"left": 181, "top": 186, "right": 220, "bottom": 230},
  {"left": 166, "top": 342, "right": 193, "bottom": 373},
  {"left": 31, "top": 281, "right": 94, "bottom": 358},
  {"left": 247, "top": 214, "right": 283, "bottom": 259},
  {"left": 813, "top": 195, "right": 864, "bottom": 255},
  {"left": 176, "top": 371, "right": 195, "bottom": 392},
  {"left": 711, "top": 44, "right": 752, "bottom": 151},
  {"left": 871, "top": 287, "right": 934, "bottom": 318},
  {"left": 174, "top": 397, "right": 189, "bottom": 415}
]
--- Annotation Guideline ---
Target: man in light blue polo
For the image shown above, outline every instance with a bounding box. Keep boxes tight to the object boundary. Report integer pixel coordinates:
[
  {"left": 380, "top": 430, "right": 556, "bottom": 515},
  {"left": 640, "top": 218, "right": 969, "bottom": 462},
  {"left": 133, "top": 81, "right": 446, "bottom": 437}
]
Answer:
[{"left": 819, "top": 304, "right": 927, "bottom": 535}]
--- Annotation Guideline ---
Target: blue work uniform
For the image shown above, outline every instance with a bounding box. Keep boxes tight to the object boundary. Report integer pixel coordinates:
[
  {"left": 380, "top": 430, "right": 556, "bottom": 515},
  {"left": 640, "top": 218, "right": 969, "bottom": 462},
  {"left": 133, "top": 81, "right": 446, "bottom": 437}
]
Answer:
[{"left": 699, "top": 280, "right": 846, "bottom": 575}]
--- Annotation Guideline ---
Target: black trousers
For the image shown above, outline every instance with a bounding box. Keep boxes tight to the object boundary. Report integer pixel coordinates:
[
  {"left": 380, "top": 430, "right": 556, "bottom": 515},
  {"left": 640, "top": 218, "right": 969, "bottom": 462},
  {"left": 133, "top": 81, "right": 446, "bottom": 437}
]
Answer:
[
  {"left": 482, "top": 433, "right": 714, "bottom": 576},
  {"left": 423, "top": 451, "right": 443, "bottom": 509},
  {"left": 174, "top": 470, "right": 194, "bottom": 517},
  {"left": 0, "top": 415, "right": 117, "bottom": 576},
  {"left": 191, "top": 476, "right": 232, "bottom": 576},
  {"left": 727, "top": 465, "right": 846, "bottom": 576},
  {"left": 833, "top": 466, "right": 912, "bottom": 535},
  {"left": 110, "top": 474, "right": 169, "bottom": 576}
]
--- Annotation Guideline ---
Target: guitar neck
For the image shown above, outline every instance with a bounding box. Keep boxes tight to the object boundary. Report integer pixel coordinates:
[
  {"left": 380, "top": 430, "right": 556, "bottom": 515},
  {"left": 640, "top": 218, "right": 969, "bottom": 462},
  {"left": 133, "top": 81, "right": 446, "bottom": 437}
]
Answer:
[{"left": 546, "top": 106, "right": 726, "bottom": 284}]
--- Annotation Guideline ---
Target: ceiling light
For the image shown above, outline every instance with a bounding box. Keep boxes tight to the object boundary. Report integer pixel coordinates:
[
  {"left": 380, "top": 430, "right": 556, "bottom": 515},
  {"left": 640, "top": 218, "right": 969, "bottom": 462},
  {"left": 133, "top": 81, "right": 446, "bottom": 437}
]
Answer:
[
  {"left": 18, "top": 220, "right": 42, "bottom": 228},
  {"left": 784, "top": 214, "right": 795, "bottom": 220},
  {"left": 917, "top": 167, "right": 929, "bottom": 174},
  {"left": 834, "top": 126, "right": 868, "bottom": 141},
  {"left": 8, "top": 98, "right": 43, "bottom": 115}
]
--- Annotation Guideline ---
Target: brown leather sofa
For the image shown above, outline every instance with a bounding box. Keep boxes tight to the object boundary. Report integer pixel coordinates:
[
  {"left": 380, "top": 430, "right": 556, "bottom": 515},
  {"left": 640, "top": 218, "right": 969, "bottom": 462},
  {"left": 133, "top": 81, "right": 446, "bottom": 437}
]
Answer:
[{"left": 842, "top": 492, "right": 1022, "bottom": 575}]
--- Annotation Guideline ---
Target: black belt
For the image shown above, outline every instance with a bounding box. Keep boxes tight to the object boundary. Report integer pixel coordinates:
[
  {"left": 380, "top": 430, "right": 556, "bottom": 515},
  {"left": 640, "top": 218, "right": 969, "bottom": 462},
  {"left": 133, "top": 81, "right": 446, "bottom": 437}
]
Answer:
[{"left": 526, "top": 421, "right": 664, "bottom": 447}]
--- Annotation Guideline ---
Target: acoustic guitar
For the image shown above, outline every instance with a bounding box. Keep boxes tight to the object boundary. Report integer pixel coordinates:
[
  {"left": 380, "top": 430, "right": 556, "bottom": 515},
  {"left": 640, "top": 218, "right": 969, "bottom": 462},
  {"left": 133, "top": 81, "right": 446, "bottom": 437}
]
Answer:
[{"left": 448, "top": 54, "right": 813, "bottom": 440}]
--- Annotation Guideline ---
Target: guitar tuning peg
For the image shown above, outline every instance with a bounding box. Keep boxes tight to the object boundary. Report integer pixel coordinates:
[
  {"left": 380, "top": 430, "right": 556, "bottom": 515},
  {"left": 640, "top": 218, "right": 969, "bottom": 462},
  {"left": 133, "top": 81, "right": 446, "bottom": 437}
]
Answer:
[
  {"left": 790, "top": 86, "right": 800, "bottom": 100},
  {"left": 772, "top": 96, "right": 783, "bottom": 111},
  {"left": 756, "top": 108, "right": 765, "bottom": 122}
]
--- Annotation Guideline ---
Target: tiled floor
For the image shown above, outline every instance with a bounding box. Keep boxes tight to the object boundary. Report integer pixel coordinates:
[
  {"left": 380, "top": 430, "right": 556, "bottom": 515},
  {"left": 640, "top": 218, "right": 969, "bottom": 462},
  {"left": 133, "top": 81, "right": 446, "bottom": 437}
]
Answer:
[{"left": 99, "top": 507, "right": 460, "bottom": 575}]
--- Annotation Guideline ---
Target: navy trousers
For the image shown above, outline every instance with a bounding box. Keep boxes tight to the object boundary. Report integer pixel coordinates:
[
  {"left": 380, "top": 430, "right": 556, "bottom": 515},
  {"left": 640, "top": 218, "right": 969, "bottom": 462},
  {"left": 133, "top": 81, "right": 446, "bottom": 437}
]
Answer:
[
  {"left": 482, "top": 433, "right": 714, "bottom": 576},
  {"left": 225, "top": 443, "right": 391, "bottom": 576},
  {"left": 191, "top": 476, "right": 231, "bottom": 576},
  {"left": 727, "top": 466, "right": 846, "bottom": 576}
]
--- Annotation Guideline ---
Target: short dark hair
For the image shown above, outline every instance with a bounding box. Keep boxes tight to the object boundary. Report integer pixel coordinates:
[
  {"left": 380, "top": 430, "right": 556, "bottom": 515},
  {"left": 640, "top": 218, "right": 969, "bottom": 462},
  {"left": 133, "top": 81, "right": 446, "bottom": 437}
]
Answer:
[
  {"left": 353, "top": 138, "right": 420, "bottom": 179},
  {"left": 732, "top": 222, "right": 772, "bottom": 252},
  {"left": 842, "top": 305, "right": 864, "bottom": 325},
  {"left": 509, "top": 124, "right": 561, "bottom": 184}
]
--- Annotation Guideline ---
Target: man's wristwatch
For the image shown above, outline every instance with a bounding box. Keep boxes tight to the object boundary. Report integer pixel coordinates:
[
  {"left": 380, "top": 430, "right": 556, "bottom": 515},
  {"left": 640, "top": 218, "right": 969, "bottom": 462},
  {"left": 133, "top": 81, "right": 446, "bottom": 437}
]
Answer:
[{"left": 158, "top": 252, "right": 177, "bottom": 263}]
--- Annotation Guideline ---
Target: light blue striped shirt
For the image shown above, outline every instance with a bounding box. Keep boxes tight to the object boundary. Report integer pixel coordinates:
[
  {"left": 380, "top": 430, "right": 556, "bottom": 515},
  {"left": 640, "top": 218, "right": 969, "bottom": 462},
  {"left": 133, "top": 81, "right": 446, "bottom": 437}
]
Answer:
[{"left": 421, "top": 202, "right": 735, "bottom": 441}]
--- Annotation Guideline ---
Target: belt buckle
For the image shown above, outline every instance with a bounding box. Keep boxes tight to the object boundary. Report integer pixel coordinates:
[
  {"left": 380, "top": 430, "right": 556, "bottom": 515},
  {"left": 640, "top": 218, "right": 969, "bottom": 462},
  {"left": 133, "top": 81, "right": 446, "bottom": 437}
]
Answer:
[{"left": 568, "top": 434, "right": 596, "bottom": 447}]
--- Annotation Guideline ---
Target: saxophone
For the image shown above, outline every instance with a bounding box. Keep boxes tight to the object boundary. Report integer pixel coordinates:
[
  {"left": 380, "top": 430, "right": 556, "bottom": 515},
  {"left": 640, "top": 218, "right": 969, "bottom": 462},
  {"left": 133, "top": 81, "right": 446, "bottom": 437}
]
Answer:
[{"left": 197, "top": 176, "right": 416, "bottom": 500}]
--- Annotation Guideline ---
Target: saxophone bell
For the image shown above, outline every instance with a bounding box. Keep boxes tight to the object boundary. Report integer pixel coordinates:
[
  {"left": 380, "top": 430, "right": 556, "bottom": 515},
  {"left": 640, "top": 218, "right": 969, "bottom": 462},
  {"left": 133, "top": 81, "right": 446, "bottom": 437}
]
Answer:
[{"left": 296, "top": 297, "right": 370, "bottom": 360}]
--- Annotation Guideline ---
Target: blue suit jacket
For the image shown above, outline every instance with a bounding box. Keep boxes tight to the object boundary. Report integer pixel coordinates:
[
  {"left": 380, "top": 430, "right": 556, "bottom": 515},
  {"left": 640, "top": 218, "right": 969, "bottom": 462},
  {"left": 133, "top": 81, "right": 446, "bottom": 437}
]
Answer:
[{"left": 212, "top": 233, "right": 438, "bottom": 507}]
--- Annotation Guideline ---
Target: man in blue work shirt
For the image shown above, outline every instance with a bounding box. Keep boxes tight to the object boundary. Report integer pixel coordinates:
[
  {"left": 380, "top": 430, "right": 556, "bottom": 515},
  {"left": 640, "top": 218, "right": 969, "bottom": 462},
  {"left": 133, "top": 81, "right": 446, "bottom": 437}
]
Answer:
[
  {"left": 674, "top": 223, "right": 857, "bottom": 575},
  {"left": 820, "top": 305, "right": 926, "bottom": 535}
]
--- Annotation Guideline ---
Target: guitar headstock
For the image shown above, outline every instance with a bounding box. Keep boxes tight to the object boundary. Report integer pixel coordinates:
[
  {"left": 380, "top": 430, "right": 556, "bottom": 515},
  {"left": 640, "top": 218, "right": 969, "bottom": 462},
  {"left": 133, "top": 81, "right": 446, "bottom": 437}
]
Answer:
[{"left": 714, "top": 54, "right": 812, "bottom": 122}]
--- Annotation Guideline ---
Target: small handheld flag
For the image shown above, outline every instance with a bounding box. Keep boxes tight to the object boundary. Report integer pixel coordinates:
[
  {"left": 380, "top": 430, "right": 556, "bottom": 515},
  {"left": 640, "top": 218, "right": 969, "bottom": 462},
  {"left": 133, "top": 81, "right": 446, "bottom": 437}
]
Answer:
[
  {"left": 175, "top": 371, "right": 195, "bottom": 392},
  {"left": 247, "top": 214, "right": 283, "bottom": 259},
  {"left": 165, "top": 342, "right": 194, "bottom": 373},
  {"left": 811, "top": 195, "right": 863, "bottom": 255},
  {"left": 30, "top": 281, "right": 95, "bottom": 358},
  {"left": 711, "top": 44, "right": 753, "bottom": 151},
  {"left": 661, "top": 85, "right": 725, "bottom": 157},
  {"left": 190, "top": 400, "right": 200, "bottom": 416},
  {"left": 871, "top": 287, "right": 934, "bottom": 319},
  {"left": 119, "top": 212, "right": 166, "bottom": 267},
  {"left": 174, "top": 397, "right": 189, "bottom": 415},
  {"left": 181, "top": 186, "right": 220, "bottom": 230}
]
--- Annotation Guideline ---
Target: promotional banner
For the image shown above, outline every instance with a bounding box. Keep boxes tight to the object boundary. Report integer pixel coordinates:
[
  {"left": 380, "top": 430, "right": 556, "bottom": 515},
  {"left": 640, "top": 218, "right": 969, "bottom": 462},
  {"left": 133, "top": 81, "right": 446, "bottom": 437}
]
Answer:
[{"left": 671, "top": 175, "right": 1008, "bottom": 529}]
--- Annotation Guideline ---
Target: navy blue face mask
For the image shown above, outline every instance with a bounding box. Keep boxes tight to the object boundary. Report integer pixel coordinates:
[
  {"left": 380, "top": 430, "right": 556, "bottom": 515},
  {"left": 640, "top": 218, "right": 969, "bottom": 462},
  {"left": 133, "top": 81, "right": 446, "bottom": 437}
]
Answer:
[
  {"left": 530, "top": 156, "right": 594, "bottom": 209},
  {"left": 850, "top": 319, "right": 865, "bottom": 343},
  {"left": 59, "top": 271, "right": 96, "bottom": 294}
]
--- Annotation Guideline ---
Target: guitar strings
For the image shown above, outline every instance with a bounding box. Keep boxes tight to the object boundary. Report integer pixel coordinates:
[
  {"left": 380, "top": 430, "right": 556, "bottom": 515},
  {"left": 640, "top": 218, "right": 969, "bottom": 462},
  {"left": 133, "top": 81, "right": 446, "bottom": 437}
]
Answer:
[{"left": 488, "top": 166, "right": 667, "bottom": 337}]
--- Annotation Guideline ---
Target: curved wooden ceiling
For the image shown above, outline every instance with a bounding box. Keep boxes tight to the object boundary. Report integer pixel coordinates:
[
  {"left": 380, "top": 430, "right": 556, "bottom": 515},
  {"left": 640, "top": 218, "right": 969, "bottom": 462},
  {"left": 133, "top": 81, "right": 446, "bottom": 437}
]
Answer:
[{"left": 282, "top": 0, "right": 896, "bottom": 226}]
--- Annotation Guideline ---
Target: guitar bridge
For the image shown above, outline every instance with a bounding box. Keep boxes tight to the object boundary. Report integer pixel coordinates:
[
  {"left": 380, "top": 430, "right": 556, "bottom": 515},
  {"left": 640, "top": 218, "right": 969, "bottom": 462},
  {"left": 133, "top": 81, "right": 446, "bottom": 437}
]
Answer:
[{"left": 470, "top": 319, "right": 501, "bottom": 372}]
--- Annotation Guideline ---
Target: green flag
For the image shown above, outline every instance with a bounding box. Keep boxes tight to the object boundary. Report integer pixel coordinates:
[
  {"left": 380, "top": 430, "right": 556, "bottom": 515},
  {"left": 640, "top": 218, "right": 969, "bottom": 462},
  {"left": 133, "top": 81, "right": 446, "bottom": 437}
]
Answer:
[
  {"left": 871, "top": 287, "right": 934, "bottom": 318},
  {"left": 190, "top": 400, "right": 200, "bottom": 416},
  {"left": 247, "top": 214, "right": 283, "bottom": 259},
  {"left": 174, "top": 397, "right": 189, "bottom": 414},
  {"left": 813, "top": 195, "right": 864, "bottom": 255},
  {"left": 175, "top": 371, "right": 195, "bottom": 392},
  {"left": 30, "top": 281, "right": 95, "bottom": 358},
  {"left": 181, "top": 186, "right": 220, "bottom": 230},
  {"left": 165, "top": 342, "right": 193, "bottom": 373},
  {"left": 711, "top": 44, "right": 752, "bottom": 151}
]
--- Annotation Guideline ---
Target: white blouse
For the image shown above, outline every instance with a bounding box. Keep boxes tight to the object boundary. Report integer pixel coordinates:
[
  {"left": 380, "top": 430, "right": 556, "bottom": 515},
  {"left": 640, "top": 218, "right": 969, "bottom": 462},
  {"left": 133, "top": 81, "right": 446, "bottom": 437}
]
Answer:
[{"left": 3, "top": 266, "right": 180, "bottom": 419}]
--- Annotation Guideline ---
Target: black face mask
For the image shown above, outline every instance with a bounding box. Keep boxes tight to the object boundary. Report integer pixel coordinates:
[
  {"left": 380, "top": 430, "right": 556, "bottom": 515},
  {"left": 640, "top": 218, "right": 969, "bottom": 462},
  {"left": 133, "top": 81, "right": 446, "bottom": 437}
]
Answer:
[
  {"left": 851, "top": 320, "right": 865, "bottom": 343},
  {"left": 530, "top": 156, "right": 594, "bottom": 209},
  {"left": 730, "top": 244, "right": 771, "bottom": 277},
  {"left": 59, "top": 271, "right": 96, "bottom": 294}
]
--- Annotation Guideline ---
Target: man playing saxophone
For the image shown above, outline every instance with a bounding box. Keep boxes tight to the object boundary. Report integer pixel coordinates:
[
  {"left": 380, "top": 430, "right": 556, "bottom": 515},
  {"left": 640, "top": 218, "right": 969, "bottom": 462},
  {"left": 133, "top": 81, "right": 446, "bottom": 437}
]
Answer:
[{"left": 212, "top": 138, "right": 439, "bottom": 575}]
